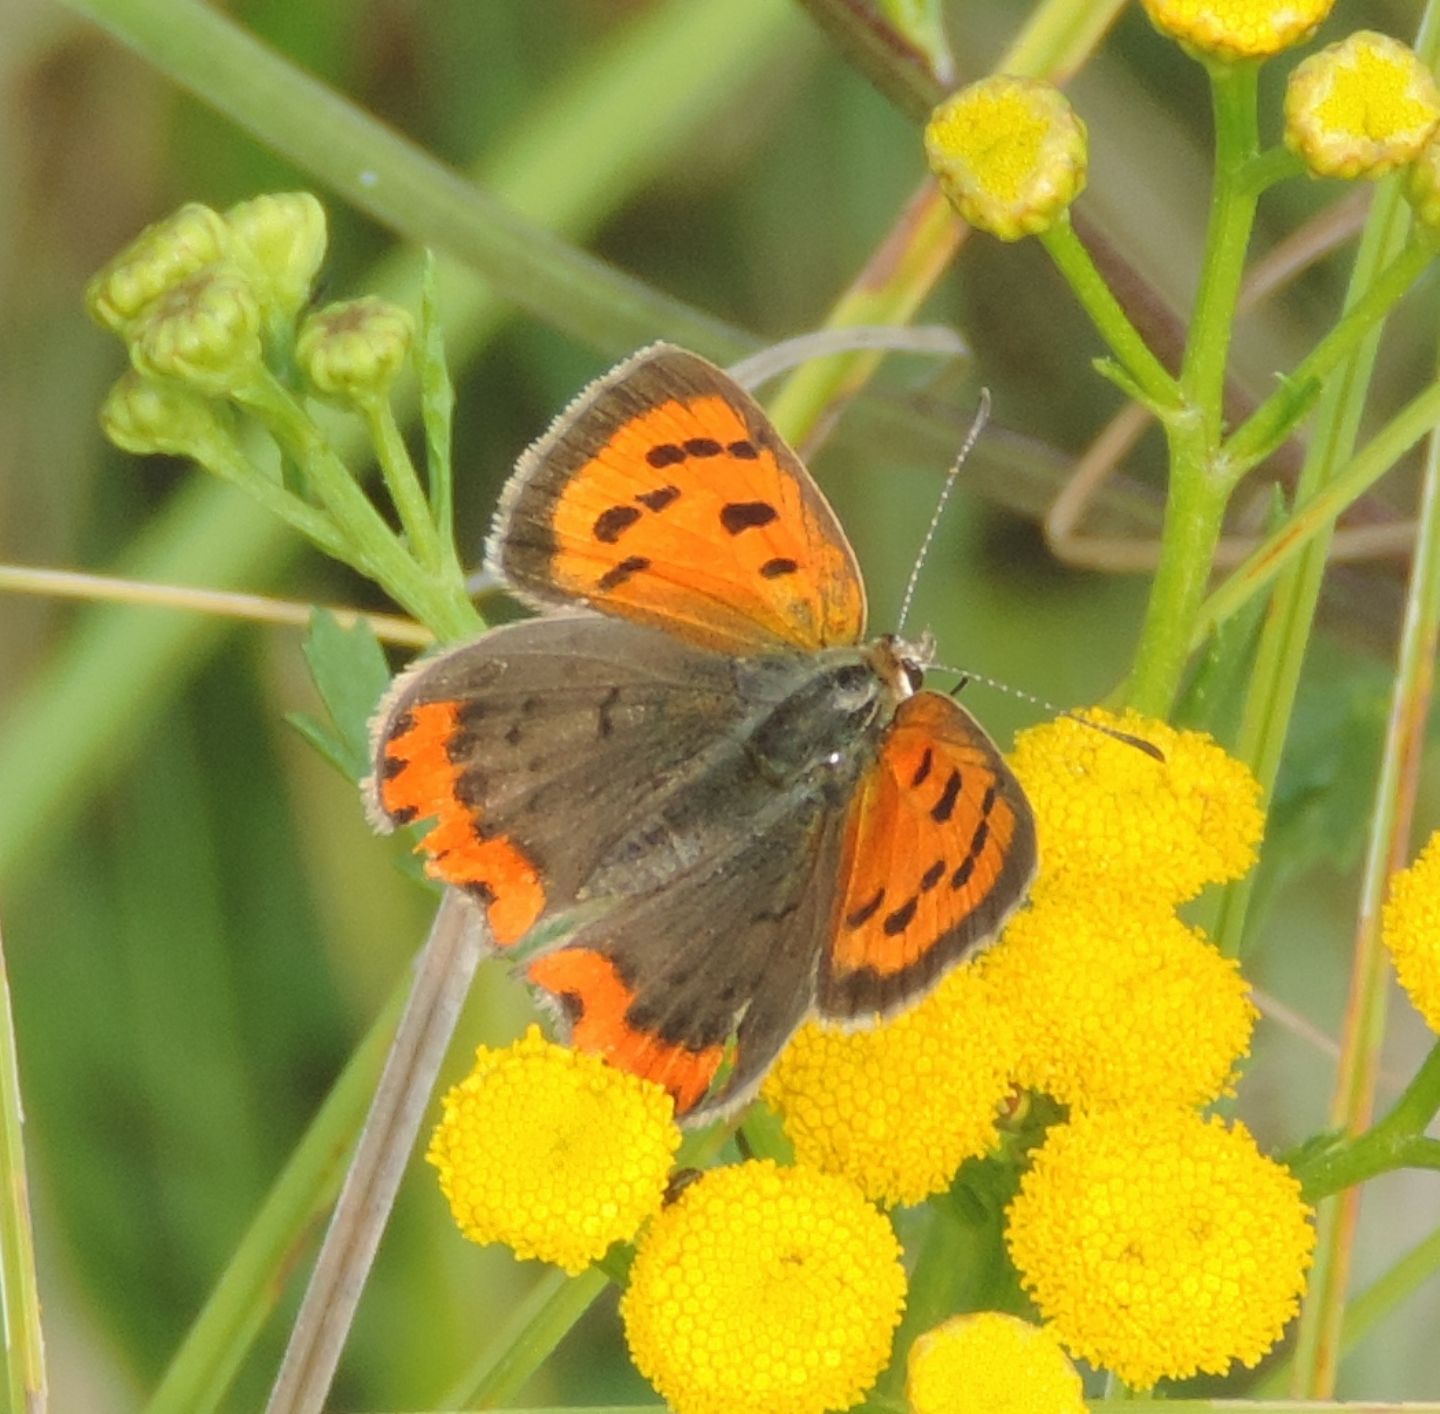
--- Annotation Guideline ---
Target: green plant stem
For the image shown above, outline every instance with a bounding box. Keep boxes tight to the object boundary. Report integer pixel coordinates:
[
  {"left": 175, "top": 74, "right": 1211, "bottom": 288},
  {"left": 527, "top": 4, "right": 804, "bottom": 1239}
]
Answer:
[
  {"left": 1291, "top": 1045, "right": 1440, "bottom": 1200},
  {"left": 1221, "top": 238, "right": 1435, "bottom": 478},
  {"left": 1040, "top": 216, "right": 1181, "bottom": 412},
  {"left": 0, "top": 920, "right": 46, "bottom": 1414},
  {"left": 450, "top": 1265, "right": 612, "bottom": 1408},
  {"left": 145, "top": 973, "right": 406, "bottom": 1414},
  {"left": 361, "top": 393, "right": 454, "bottom": 579},
  {"left": 1195, "top": 376, "right": 1440, "bottom": 642},
  {"left": 238, "top": 371, "right": 478, "bottom": 639},
  {"left": 1180, "top": 61, "right": 1262, "bottom": 438},
  {"left": 1122, "top": 59, "right": 1263, "bottom": 716}
]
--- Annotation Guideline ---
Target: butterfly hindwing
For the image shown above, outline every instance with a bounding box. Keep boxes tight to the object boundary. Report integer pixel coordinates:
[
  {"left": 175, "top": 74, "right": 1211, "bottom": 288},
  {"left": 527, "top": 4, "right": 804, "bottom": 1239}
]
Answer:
[
  {"left": 369, "top": 615, "right": 763, "bottom": 945},
  {"left": 817, "top": 689, "right": 1037, "bottom": 1020},
  {"left": 488, "top": 344, "right": 867, "bottom": 654},
  {"left": 529, "top": 805, "right": 847, "bottom": 1121}
]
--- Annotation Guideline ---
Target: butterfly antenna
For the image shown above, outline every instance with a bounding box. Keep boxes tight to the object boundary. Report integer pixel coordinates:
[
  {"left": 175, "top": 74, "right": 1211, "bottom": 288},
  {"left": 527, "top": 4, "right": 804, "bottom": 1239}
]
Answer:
[
  {"left": 897, "top": 388, "right": 990, "bottom": 637},
  {"left": 935, "top": 665, "right": 1167, "bottom": 762}
]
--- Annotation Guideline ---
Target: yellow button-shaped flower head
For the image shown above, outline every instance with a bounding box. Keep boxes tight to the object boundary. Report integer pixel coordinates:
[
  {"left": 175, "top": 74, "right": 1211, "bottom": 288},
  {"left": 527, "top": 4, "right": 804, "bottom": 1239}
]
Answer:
[
  {"left": 979, "top": 885, "right": 1256, "bottom": 1111},
  {"left": 1010, "top": 710, "right": 1263, "bottom": 905},
  {"left": 1406, "top": 128, "right": 1440, "bottom": 232},
  {"left": 763, "top": 962, "right": 1017, "bottom": 1206},
  {"left": 1382, "top": 829, "right": 1440, "bottom": 1034},
  {"left": 1006, "top": 1108, "right": 1315, "bottom": 1390},
  {"left": 1142, "top": 0, "right": 1336, "bottom": 62},
  {"left": 1286, "top": 31, "right": 1440, "bottom": 180},
  {"left": 427, "top": 1026, "right": 679, "bottom": 1274},
  {"left": 621, "top": 1160, "right": 906, "bottom": 1414},
  {"left": 907, "top": 1312, "right": 1087, "bottom": 1414},
  {"left": 128, "top": 265, "right": 265, "bottom": 398},
  {"left": 925, "top": 77, "right": 1087, "bottom": 241}
]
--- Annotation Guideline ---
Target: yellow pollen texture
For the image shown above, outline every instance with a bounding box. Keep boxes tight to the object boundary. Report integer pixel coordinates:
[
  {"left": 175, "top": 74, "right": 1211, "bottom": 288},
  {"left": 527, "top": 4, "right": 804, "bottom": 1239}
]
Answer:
[
  {"left": 1287, "top": 32, "right": 1440, "bottom": 179},
  {"left": 925, "top": 77, "right": 1088, "bottom": 241},
  {"left": 1141, "top": 0, "right": 1336, "bottom": 60},
  {"left": 907, "top": 1311, "right": 1087, "bottom": 1414},
  {"left": 763, "top": 963, "right": 1018, "bottom": 1205},
  {"left": 621, "top": 1160, "right": 906, "bottom": 1414},
  {"left": 426, "top": 1026, "right": 679, "bottom": 1273},
  {"left": 1006, "top": 1108, "right": 1315, "bottom": 1390},
  {"left": 1382, "top": 829, "right": 1440, "bottom": 1034},
  {"left": 979, "top": 885, "right": 1257, "bottom": 1111},
  {"left": 1011, "top": 709, "right": 1263, "bottom": 905}
]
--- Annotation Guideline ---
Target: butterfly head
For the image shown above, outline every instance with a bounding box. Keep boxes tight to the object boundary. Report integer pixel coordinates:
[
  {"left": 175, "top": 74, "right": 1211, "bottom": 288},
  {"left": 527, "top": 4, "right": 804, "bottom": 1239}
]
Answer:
[{"left": 869, "top": 630, "right": 935, "bottom": 701}]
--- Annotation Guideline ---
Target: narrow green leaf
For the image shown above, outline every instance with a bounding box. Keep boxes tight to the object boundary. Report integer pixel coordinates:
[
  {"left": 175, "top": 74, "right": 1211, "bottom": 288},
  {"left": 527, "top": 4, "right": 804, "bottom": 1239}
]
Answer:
[
  {"left": 419, "top": 251, "right": 457, "bottom": 550},
  {"left": 299, "top": 608, "right": 395, "bottom": 782}
]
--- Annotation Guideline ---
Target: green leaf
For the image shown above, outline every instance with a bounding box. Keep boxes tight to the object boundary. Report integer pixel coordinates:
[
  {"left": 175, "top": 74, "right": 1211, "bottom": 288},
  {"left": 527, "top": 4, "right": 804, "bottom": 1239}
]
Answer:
[
  {"left": 419, "top": 250, "right": 456, "bottom": 548},
  {"left": 295, "top": 608, "right": 396, "bottom": 783}
]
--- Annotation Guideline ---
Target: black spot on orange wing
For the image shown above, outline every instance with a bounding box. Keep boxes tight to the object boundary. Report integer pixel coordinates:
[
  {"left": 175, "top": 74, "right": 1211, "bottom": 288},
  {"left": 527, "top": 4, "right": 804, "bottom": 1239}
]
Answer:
[
  {"left": 846, "top": 886, "right": 885, "bottom": 928},
  {"left": 637, "top": 485, "right": 680, "bottom": 512},
  {"left": 647, "top": 443, "right": 685, "bottom": 468},
  {"left": 760, "top": 557, "right": 799, "bottom": 579},
  {"left": 684, "top": 437, "right": 723, "bottom": 457},
  {"left": 597, "top": 555, "right": 650, "bottom": 591},
  {"left": 883, "top": 896, "right": 918, "bottom": 936},
  {"left": 930, "top": 768, "right": 962, "bottom": 823},
  {"left": 720, "top": 501, "right": 778, "bottom": 534},
  {"left": 727, "top": 439, "right": 759, "bottom": 459},
  {"left": 594, "top": 505, "right": 642, "bottom": 543},
  {"left": 910, "top": 747, "right": 933, "bottom": 788},
  {"left": 920, "top": 859, "right": 946, "bottom": 891}
]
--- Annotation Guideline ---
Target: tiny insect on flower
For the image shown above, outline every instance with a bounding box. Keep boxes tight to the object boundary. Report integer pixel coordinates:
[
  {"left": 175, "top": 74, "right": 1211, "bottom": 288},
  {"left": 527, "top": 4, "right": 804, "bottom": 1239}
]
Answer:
[{"left": 620, "top": 1159, "right": 906, "bottom": 1414}]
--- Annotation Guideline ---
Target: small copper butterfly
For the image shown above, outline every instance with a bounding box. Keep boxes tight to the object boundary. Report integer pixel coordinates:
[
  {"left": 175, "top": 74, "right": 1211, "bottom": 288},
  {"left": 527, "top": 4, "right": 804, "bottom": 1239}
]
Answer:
[{"left": 367, "top": 345, "right": 1037, "bottom": 1122}]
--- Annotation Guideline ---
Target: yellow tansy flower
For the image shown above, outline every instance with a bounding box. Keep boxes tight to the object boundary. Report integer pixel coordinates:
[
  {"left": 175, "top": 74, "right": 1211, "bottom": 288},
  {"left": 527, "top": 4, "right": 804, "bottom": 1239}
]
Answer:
[
  {"left": 925, "top": 77, "right": 1088, "bottom": 241},
  {"left": 1006, "top": 1108, "right": 1315, "bottom": 1390},
  {"left": 1286, "top": 31, "right": 1440, "bottom": 180},
  {"left": 1382, "top": 830, "right": 1440, "bottom": 1034},
  {"left": 907, "top": 1312, "right": 1087, "bottom": 1414},
  {"left": 1010, "top": 710, "right": 1263, "bottom": 904},
  {"left": 225, "top": 192, "right": 327, "bottom": 321},
  {"left": 763, "top": 963, "right": 1017, "bottom": 1206},
  {"left": 298, "top": 296, "right": 416, "bottom": 403},
  {"left": 427, "top": 1025, "right": 679, "bottom": 1274},
  {"left": 621, "top": 1160, "right": 906, "bottom": 1414},
  {"left": 1141, "top": 0, "right": 1335, "bottom": 62},
  {"left": 979, "top": 886, "right": 1256, "bottom": 1112}
]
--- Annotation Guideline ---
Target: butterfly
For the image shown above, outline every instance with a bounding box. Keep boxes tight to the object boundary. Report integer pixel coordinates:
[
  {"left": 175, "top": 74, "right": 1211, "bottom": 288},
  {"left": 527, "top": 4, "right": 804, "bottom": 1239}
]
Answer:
[{"left": 367, "top": 344, "right": 1037, "bottom": 1123}]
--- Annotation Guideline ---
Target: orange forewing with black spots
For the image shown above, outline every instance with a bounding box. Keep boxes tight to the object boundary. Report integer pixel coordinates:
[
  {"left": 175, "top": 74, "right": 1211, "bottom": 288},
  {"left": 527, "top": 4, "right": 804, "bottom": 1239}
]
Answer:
[
  {"left": 488, "top": 345, "right": 866, "bottom": 655},
  {"left": 818, "top": 690, "right": 1037, "bottom": 1019}
]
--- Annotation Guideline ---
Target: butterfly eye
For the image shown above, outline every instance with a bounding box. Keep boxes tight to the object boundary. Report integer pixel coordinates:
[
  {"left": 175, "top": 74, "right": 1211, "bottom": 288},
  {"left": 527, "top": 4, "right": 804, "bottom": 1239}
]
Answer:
[{"left": 902, "top": 661, "right": 925, "bottom": 693}]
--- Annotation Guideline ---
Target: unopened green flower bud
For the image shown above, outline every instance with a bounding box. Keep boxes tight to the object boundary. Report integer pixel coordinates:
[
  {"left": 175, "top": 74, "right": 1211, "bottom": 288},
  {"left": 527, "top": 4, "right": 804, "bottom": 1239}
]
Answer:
[
  {"left": 925, "top": 77, "right": 1087, "bottom": 241},
  {"left": 1286, "top": 31, "right": 1440, "bottom": 180},
  {"left": 86, "top": 202, "right": 230, "bottom": 335},
  {"left": 1406, "top": 131, "right": 1440, "bottom": 233},
  {"left": 129, "top": 265, "right": 265, "bottom": 396},
  {"left": 99, "top": 370, "right": 229, "bottom": 459},
  {"left": 297, "top": 297, "right": 414, "bottom": 402},
  {"left": 225, "top": 192, "right": 328, "bottom": 320}
]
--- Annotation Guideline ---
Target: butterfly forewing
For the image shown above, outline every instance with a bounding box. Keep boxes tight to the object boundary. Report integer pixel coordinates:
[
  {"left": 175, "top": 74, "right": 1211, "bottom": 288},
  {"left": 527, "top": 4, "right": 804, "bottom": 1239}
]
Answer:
[
  {"left": 489, "top": 344, "right": 867, "bottom": 654},
  {"left": 818, "top": 690, "right": 1037, "bottom": 1019}
]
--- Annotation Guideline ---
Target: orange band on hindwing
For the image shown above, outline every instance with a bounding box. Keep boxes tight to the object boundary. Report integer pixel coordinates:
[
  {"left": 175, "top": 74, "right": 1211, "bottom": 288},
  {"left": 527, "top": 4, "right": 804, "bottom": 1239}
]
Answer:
[
  {"left": 528, "top": 948, "right": 724, "bottom": 1115},
  {"left": 379, "top": 701, "right": 544, "bottom": 945}
]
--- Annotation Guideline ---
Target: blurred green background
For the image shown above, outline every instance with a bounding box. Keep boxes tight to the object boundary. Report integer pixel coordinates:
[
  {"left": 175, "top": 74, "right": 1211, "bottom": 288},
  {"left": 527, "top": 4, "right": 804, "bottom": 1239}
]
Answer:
[{"left": 1, "top": 0, "right": 1437, "bottom": 1408}]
